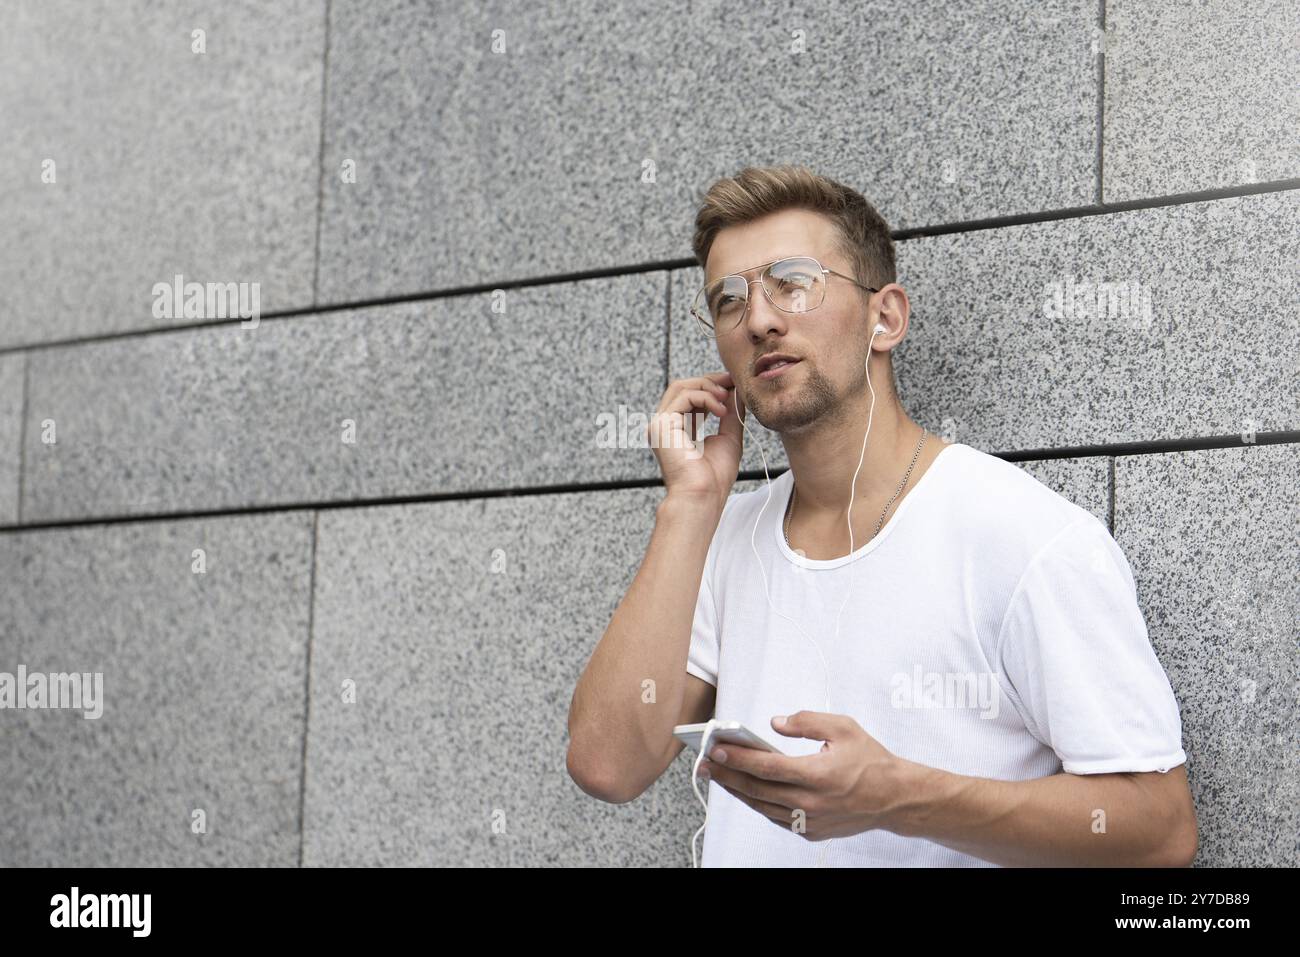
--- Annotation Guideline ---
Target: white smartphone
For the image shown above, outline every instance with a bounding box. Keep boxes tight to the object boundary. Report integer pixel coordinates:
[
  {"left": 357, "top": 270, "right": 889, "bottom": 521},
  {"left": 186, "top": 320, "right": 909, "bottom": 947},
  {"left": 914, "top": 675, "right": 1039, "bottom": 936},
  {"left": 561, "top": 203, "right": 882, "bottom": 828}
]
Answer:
[{"left": 673, "top": 720, "right": 786, "bottom": 755}]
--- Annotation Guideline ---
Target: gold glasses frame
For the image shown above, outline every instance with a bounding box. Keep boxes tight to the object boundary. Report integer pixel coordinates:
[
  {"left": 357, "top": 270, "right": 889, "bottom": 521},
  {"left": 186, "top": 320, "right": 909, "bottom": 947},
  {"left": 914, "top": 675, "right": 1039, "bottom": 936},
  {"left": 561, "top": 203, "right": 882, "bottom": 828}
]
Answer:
[{"left": 690, "top": 255, "right": 879, "bottom": 338}]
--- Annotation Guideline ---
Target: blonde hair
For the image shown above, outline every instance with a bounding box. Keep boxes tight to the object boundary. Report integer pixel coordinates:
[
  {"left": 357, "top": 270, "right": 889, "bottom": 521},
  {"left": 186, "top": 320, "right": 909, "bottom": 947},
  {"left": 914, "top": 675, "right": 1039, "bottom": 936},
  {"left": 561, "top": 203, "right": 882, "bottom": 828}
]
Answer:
[{"left": 691, "top": 164, "right": 896, "bottom": 295}]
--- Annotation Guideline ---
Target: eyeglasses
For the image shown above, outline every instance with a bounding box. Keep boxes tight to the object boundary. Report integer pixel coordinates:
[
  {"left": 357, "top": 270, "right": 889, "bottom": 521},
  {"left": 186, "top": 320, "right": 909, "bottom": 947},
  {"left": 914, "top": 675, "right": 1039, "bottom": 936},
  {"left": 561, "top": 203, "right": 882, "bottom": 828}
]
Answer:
[{"left": 690, "top": 255, "right": 879, "bottom": 338}]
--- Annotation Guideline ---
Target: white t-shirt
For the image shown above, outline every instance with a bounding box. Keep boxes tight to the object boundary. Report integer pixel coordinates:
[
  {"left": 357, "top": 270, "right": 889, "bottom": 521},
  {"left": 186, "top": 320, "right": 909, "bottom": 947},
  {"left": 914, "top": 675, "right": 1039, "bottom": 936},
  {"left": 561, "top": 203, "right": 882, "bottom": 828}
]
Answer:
[{"left": 686, "top": 441, "right": 1187, "bottom": 867}]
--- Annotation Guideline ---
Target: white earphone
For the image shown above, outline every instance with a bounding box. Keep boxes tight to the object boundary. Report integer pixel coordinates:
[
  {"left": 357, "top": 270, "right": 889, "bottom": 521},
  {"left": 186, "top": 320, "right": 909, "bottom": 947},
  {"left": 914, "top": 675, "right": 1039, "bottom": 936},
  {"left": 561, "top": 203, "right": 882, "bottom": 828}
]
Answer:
[{"left": 691, "top": 318, "right": 888, "bottom": 868}]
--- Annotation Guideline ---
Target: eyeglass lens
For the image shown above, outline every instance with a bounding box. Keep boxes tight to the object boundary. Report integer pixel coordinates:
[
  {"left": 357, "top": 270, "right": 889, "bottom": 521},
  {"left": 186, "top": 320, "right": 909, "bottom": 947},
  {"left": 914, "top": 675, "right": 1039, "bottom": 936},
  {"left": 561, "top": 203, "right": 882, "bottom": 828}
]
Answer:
[{"left": 695, "top": 257, "right": 825, "bottom": 332}]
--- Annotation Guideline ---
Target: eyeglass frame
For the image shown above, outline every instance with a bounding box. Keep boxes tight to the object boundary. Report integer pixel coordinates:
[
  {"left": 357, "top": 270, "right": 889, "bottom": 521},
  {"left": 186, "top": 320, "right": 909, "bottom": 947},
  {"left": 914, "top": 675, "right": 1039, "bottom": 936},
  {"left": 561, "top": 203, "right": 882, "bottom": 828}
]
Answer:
[{"left": 690, "top": 255, "right": 880, "bottom": 338}]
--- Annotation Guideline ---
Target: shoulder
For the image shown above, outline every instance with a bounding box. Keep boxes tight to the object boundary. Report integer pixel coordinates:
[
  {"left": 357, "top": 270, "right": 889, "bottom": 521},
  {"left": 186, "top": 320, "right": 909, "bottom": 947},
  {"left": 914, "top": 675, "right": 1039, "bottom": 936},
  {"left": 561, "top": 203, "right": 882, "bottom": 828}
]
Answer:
[{"left": 933, "top": 442, "right": 1109, "bottom": 569}]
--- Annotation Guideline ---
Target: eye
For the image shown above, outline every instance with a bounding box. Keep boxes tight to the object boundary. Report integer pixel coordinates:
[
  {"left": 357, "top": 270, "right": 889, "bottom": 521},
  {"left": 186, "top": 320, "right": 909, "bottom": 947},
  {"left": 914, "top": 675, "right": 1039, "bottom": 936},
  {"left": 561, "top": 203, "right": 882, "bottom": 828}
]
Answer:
[{"left": 778, "top": 272, "right": 816, "bottom": 289}]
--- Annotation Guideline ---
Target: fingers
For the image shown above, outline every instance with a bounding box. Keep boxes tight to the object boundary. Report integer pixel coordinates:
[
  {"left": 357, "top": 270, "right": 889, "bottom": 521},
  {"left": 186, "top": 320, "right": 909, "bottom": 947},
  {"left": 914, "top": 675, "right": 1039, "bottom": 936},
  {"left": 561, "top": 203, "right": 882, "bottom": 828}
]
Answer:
[
  {"left": 648, "top": 373, "right": 739, "bottom": 461},
  {"left": 651, "top": 376, "right": 733, "bottom": 442},
  {"left": 713, "top": 781, "right": 801, "bottom": 831},
  {"left": 702, "top": 757, "right": 810, "bottom": 804},
  {"left": 655, "top": 374, "right": 733, "bottom": 417},
  {"left": 677, "top": 388, "right": 728, "bottom": 419}
]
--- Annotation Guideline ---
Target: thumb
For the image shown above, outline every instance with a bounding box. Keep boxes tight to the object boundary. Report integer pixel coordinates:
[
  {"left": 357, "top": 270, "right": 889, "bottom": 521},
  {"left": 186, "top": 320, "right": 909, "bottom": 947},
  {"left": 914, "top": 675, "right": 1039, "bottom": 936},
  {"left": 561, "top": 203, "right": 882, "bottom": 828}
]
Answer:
[{"left": 771, "top": 710, "right": 843, "bottom": 742}]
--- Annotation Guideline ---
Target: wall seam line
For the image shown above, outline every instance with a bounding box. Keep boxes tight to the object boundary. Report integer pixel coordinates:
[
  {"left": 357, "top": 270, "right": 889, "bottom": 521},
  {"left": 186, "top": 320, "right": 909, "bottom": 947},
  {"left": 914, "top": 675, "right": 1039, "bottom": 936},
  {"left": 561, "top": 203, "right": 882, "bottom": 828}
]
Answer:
[
  {"left": 1096, "top": 0, "right": 1106, "bottom": 205},
  {"left": 1, "top": 433, "right": 1295, "bottom": 534},
  {"left": 296, "top": 509, "right": 321, "bottom": 869},
  {"left": 15, "top": 352, "right": 29, "bottom": 523},
  {"left": 664, "top": 271, "right": 672, "bottom": 393},
  {"left": 1108, "top": 454, "right": 1116, "bottom": 534},
  {"left": 310, "top": 0, "right": 333, "bottom": 309}
]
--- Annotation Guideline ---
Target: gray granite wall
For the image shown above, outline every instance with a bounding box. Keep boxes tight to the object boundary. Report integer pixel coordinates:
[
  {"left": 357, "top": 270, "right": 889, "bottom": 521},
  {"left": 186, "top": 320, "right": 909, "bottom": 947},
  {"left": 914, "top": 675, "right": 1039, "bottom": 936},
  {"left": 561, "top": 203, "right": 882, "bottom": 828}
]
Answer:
[{"left": 0, "top": 0, "right": 1295, "bottom": 867}]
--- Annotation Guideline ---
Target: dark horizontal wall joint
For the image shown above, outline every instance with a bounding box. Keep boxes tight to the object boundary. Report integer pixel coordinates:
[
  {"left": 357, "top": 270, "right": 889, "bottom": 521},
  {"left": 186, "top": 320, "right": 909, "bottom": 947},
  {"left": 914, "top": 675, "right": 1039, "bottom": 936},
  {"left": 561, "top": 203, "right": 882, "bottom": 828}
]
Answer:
[{"left": 2, "top": 432, "right": 1295, "bottom": 536}]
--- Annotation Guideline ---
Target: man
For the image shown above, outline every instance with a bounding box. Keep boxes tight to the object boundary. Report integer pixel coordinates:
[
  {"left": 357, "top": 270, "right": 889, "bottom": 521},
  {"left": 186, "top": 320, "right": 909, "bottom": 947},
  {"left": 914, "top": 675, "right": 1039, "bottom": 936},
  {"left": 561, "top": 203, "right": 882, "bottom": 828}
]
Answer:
[{"left": 567, "top": 164, "right": 1198, "bottom": 867}]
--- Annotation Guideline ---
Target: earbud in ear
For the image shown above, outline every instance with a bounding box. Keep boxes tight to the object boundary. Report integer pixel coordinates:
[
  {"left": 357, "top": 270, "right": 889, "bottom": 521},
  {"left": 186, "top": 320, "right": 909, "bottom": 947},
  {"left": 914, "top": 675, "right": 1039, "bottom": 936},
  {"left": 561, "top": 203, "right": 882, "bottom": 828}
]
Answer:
[{"left": 874, "top": 324, "right": 886, "bottom": 334}]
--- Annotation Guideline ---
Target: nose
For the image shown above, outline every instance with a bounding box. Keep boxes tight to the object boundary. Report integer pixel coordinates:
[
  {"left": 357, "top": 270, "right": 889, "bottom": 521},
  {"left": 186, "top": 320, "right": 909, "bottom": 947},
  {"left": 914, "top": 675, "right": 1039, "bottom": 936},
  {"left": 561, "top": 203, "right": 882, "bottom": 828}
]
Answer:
[{"left": 741, "top": 277, "right": 789, "bottom": 339}]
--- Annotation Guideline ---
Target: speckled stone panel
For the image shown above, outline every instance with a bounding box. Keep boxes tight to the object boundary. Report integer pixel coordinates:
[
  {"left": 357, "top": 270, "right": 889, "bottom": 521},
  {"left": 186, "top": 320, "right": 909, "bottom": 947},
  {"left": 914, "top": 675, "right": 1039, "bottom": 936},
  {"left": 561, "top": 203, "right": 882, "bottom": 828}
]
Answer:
[
  {"left": 21, "top": 273, "right": 667, "bottom": 522},
  {"left": 0, "top": 355, "right": 21, "bottom": 524},
  {"left": 0, "top": 0, "right": 324, "bottom": 348},
  {"left": 895, "top": 191, "right": 1300, "bottom": 449},
  {"left": 0, "top": 512, "right": 314, "bottom": 866},
  {"left": 318, "top": 0, "right": 1098, "bottom": 305},
  {"left": 1114, "top": 443, "right": 1299, "bottom": 867},
  {"left": 1104, "top": 1, "right": 1300, "bottom": 202},
  {"left": 304, "top": 488, "right": 711, "bottom": 866}
]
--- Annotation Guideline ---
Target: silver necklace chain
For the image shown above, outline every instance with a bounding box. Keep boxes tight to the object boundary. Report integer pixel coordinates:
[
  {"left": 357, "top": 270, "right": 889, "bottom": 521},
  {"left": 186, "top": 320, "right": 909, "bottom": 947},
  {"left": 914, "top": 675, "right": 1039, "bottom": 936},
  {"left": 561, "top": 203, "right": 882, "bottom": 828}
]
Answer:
[{"left": 784, "top": 427, "right": 929, "bottom": 549}]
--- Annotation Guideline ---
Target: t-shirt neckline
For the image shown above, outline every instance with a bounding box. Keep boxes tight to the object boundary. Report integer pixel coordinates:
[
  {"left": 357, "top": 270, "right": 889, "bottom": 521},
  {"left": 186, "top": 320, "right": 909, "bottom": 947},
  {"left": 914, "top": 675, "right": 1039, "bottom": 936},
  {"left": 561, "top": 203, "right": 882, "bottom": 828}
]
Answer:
[{"left": 773, "top": 441, "right": 965, "bottom": 570}]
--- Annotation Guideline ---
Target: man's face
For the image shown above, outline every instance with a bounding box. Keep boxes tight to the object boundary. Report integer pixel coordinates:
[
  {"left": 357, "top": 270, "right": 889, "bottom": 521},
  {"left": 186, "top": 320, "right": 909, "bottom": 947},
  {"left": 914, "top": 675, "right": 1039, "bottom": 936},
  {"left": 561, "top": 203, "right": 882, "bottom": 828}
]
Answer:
[{"left": 704, "top": 207, "right": 872, "bottom": 436}]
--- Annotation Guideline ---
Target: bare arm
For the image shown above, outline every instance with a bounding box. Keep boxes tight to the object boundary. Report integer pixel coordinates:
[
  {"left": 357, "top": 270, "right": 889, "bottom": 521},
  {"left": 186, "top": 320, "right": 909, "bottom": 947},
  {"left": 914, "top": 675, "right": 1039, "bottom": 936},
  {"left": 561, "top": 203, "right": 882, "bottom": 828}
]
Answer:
[
  {"left": 566, "top": 496, "right": 721, "bottom": 803},
  {"left": 890, "top": 760, "right": 1199, "bottom": 866},
  {"left": 567, "top": 372, "right": 743, "bottom": 804}
]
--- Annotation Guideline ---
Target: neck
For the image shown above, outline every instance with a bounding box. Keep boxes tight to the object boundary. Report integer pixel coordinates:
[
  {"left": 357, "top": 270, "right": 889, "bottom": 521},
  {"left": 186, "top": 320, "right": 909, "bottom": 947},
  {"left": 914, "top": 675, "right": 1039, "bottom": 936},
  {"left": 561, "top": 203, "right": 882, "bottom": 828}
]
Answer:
[{"left": 780, "top": 386, "right": 922, "bottom": 516}]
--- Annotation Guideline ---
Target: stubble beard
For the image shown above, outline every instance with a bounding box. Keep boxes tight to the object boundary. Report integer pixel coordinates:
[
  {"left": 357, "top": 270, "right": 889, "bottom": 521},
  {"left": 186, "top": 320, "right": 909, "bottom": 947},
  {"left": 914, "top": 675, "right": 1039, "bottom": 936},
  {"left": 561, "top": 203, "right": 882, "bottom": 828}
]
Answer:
[{"left": 745, "top": 359, "right": 860, "bottom": 437}]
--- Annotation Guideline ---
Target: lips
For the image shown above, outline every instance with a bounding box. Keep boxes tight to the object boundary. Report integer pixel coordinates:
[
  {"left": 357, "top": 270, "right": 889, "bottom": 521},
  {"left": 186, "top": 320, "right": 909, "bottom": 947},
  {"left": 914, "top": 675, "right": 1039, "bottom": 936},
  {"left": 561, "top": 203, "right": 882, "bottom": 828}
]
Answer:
[
  {"left": 755, "top": 353, "right": 800, "bottom": 375},
  {"left": 757, "top": 361, "right": 800, "bottom": 380}
]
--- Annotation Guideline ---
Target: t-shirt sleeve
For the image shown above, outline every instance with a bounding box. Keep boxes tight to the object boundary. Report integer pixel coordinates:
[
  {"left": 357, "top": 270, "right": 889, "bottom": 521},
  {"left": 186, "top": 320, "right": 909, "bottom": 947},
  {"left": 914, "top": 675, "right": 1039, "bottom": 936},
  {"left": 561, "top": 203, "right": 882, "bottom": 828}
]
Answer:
[
  {"left": 995, "top": 513, "right": 1188, "bottom": 775},
  {"left": 685, "top": 508, "right": 726, "bottom": 688}
]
